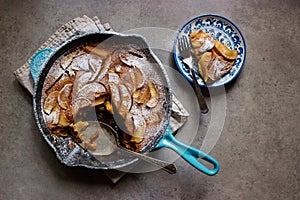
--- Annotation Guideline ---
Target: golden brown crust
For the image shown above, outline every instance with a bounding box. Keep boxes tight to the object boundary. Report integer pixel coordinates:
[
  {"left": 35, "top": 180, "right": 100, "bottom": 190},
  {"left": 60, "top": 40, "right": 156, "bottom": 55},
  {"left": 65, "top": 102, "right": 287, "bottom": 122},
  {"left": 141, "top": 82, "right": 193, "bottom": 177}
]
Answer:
[{"left": 42, "top": 43, "right": 166, "bottom": 152}]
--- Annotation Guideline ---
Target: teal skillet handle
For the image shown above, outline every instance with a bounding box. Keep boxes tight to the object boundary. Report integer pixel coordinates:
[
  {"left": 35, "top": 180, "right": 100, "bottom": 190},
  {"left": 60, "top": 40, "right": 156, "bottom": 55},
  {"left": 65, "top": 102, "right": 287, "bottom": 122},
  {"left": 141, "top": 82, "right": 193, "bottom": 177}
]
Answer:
[
  {"left": 30, "top": 48, "right": 56, "bottom": 84},
  {"left": 156, "top": 126, "right": 220, "bottom": 176}
]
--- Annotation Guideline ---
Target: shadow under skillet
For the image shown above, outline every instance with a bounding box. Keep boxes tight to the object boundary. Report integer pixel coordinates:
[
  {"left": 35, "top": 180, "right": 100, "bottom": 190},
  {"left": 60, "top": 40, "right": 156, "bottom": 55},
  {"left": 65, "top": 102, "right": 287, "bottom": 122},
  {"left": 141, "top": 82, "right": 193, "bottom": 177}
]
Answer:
[{"left": 12, "top": 79, "right": 33, "bottom": 106}]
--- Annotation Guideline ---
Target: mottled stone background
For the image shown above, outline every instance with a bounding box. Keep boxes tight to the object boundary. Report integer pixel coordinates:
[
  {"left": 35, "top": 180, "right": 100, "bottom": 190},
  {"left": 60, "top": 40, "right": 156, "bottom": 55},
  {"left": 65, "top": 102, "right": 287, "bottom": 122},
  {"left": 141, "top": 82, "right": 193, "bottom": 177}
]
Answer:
[{"left": 0, "top": 0, "right": 299, "bottom": 199}]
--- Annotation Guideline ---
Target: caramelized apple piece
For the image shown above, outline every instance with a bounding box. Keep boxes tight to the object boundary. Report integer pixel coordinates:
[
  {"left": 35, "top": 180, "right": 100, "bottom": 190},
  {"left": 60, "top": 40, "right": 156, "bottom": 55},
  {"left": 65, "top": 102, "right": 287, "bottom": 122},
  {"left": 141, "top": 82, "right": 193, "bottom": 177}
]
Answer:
[
  {"left": 190, "top": 31, "right": 200, "bottom": 40},
  {"left": 88, "top": 55, "right": 102, "bottom": 72},
  {"left": 190, "top": 30, "right": 214, "bottom": 53},
  {"left": 51, "top": 128, "right": 68, "bottom": 137},
  {"left": 73, "top": 71, "right": 92, "bottom": 93},
  {"left": 124, "top": 113, "right": 134, "bottom": 134},
  {"left": 44, "top": 91, "right": 59, "bottom": 115},
  {"left": 109, "top": 84, "right": 121, "bottom": 109},
  {"left": 72, "top": 97, "right": 92, "bottom": 117},
  {"left": 85, "top": 45, "right": 109, "bottom": 59},
  {"left": 58, "top": 110, "right": 71, "bottom": 127},
  {"left": 131, "top": 115, "right": 146, "bottom": 143},
  {"left": 64, "top": 106, "right": 74, "bottom": 122},
  {"left": 146, "top": 80, "right": 158, "bottom": 108},
  {"left": 71, "top": 121, "right": 89, "bottom": 133},
  {"left": 119, "top": 52, "right": 132, "bottom": 67},
  {"left": 90, "top": 96, "right": 106, "bottom": 107},
  {"left": 60, "top": 54, "right": 74, "bottom": 70},
  {"left": 191, "top": 40, "right": 202, "bottom": 48},
  {"left": 60, "top": 49, "right": 85, "bottom": 69},
  {"left": 119, "top": 51, "right": 142, "bottom": 67},
  {"left": 77, "top": 82, "right": 106, "bottom": 98},
  {"left": 114, "top": 65, "right": 124, "bottom": 73},
  {"left": 58, "top": 84, "right": 72, "bottom": 110},
  {"left": 213, "top": 40, "right": 238, "bottom": 60},
  {"left": 70, "top": 54, "right": 92, "bottom": 71},
  {"left": 198, "top": 52, "right": 212, "bottom": 82},
  {"left": 120, "top": 68, "right": 136, "bottom": 93},
  {"left": 96, "top": 55, "right": 111, "bottom": 82},
  {"left": 107, "top": 73, "right": 120, "bottom": 85},
  {"left": 137, "top": 84, "right": 150, "bottom": 105},
  {"left": 46, "top": 73, "right": 71, "bottom": 95},
  {"left": 117, "top": 84, "right": 132, "bottom": 117},
  {"left": 123, "top": 142, "right": 135, "bottom": 152},
  {"left": 132, "top": 89, "right": 141, "bottom": 99},
  {"left": 133, "top": 67, "right": 145, "bottom": 89},
  {"left": 104, "top": 100, "right": 113, "bottom": 114},
  {"left": 45, "top": 106, "right": 60, "bottom": 128},
  {"left": 207, "top": 54, "right": 233, "bottom": 81}
]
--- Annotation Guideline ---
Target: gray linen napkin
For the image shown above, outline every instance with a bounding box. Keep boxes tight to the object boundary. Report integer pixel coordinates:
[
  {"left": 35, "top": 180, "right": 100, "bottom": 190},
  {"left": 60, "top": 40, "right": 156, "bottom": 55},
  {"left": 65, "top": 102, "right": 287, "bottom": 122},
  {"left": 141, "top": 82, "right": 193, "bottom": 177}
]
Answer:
[{"left": 13, "top": 15, "right": 189, "bottom": 183}]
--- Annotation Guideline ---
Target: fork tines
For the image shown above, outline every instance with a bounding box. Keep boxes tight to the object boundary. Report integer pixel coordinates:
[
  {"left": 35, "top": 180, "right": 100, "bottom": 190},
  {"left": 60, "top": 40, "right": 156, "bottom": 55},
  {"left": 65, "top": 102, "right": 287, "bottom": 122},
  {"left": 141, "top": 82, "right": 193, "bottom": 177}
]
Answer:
[{"left": 178, "top": 35, "right": 192, "bottom": 58}]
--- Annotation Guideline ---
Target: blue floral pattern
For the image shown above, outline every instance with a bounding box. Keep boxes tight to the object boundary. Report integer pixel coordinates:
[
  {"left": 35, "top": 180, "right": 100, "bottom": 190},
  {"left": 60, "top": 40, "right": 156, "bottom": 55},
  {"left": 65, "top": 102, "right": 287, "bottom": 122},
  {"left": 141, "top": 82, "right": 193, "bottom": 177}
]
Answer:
[{"left": 174, "top": 15, "right": 246, "bottom": 87}]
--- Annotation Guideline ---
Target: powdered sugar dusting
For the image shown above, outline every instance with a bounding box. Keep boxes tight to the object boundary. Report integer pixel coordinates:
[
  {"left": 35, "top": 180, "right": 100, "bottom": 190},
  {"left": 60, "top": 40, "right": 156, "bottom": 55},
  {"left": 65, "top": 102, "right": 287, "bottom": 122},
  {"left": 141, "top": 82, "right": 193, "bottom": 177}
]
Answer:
[{"left": 198, "top": 37, "right": 214, "bottom": 53}]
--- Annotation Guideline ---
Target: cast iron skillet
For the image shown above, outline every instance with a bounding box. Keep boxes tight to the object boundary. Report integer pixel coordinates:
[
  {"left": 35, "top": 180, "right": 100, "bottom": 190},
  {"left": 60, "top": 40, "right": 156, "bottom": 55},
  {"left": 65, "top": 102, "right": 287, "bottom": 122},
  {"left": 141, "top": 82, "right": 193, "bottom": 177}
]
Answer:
[{"left": 31, "top": 32, "right": 219, "bottom": 175}]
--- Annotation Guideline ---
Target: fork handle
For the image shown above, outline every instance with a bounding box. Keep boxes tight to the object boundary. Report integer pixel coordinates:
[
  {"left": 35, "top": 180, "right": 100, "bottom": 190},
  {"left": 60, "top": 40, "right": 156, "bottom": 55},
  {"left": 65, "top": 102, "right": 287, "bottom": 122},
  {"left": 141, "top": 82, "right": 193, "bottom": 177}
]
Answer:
[{"left": 190, "top": 69, "right": 209, "bottom": 114}]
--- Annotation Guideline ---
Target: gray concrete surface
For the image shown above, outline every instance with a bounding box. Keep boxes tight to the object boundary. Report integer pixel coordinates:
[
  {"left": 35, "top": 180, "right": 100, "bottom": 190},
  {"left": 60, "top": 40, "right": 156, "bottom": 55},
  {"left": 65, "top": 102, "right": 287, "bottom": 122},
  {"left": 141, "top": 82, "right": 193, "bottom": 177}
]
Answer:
[{"left": 1, "top": 0, "right": 299, "bottom": 199}]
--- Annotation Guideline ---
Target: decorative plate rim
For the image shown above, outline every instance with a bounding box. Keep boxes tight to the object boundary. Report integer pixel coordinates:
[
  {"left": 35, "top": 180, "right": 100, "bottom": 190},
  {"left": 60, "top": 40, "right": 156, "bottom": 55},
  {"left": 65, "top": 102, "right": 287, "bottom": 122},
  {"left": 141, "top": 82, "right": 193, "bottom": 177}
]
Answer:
[{"left": 173, "top": 14, "right": 247, "bottom": 87}]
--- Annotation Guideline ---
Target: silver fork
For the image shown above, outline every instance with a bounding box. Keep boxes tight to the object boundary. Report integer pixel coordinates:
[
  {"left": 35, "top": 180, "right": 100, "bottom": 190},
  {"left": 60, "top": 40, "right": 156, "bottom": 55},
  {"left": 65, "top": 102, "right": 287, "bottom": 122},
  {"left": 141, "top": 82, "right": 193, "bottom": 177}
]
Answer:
[{"left": 178, "top": 35, "right": 208, "bottom": 114}]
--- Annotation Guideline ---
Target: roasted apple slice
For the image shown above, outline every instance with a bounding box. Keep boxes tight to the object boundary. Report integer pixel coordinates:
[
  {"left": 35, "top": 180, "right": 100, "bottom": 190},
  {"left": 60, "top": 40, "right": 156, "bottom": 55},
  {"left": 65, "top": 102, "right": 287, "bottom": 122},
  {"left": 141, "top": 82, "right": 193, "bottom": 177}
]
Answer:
[
  {"left": 132, "top": 89, "right": 141, "bottom": 99},
  {"left": 95, "top": 54, "right": 111, "bottom": 82},
  {"left": 146, "top": 80, "right": 159, "bottom": 108},
  {"left": 64, "top": 106, "right": 74, "bottom": 122},
  {"left": 60, "top": 54, "right": 74, "bottom": 70},
  {"left": 207, "top": 54, "right": 233, "bottom": 81},
  {"left": 114, "top": 65, "right": 124, "bottom": 73},
  {"left": 137, "top": 84, "right": 150, "bottom": 105},
  {"left": 213, "top": 40, "right": 238, "bottom": 61},
  {"left": 72, "top": 97, "right": 93, "bottom": 118},
  {"left": 51, "top": 128, "right": 68, "bottom": 137},
  {"left": 108, "top": 83, "right": 121, "bottom": 109},
  {"left": 117, "top": 84, "right": 132, "bottom": 117},
  {"left": 44, "top": 90, "right": 59, "bottom": 115},
  {"left": 104, "top": 100, "right": 113, "bottom": 114},
  {"left": 70, "top": 121, "right": 89, "bottom": 133},
  {"left": 190, "top": 30, "right": 214, "bottom": 53},
  {"left": 60, "top": 49, "right": 85, "bottom": 69},
  {"left": 120, "top": 68, "right": 136, "bottom": 93},
  {"left": 84, "top": 45, "right": 109, "bottom": 59},
  {"left": 119, "top": 51, "right": 142, "bottom": 67},
  {"left": 133, "top": 67, "right": 145, "bottom": 89},
  {"left": 91, "top": 96, "right": 107, "bottom": 107},
  {"left": 198, "top": 52, "right": 212, "bottom": 82},
  {"left": 88, "top": 54, "right": 102, "bottom": 72},
  {"left": 73, "top": 71, "right": 92, "bottom": 93},
  {"left": 124, "top": 113, "right": 134, "bottom": 134},
  {"left": 76, "top": 83, "right": 107, "bottom": 101},
  {"left": 58, "top": 84, "right": 72, "bottom": 110},
  {"left": 70, "top": 54, "right": 91, "bottom": 71},
  {"left": 130, "top": 115, "right": 146, "bottom": 143},
  {"left": 58, "top": 110, "right": 71, "bottom": 127},
  {"left": 45, "top": 105, "right": 60, "bottom": 129},
  {"left": 45, "top": 73, "right": 72, "bottom": 95},
  {"left": 107, "top": 73, "right": 120, "bottom": 85}
]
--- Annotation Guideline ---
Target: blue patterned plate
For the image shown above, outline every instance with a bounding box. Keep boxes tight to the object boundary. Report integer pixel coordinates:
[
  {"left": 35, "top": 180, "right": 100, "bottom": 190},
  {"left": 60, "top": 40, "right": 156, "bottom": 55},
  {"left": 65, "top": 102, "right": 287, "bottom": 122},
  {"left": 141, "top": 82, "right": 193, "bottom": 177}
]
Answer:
[{"left": 174, "top": 14, "right": 246, "bottom": 87}]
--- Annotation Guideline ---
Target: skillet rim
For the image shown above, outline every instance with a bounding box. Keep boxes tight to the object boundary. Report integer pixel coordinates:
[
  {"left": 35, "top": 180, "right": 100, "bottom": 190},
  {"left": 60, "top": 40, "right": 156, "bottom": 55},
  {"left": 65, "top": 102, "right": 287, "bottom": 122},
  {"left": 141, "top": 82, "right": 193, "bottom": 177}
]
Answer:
[{"left": 32, "top": 32, "right": 172, "bottom": 169}]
